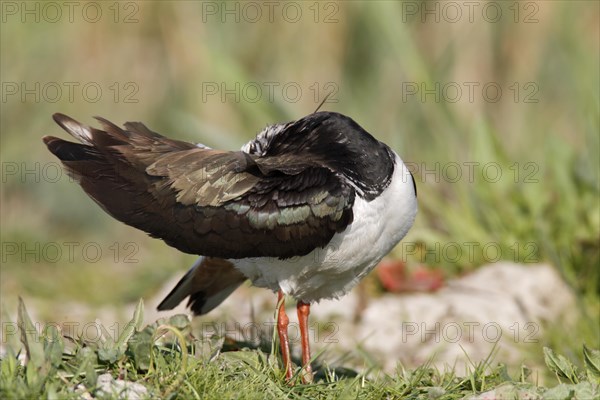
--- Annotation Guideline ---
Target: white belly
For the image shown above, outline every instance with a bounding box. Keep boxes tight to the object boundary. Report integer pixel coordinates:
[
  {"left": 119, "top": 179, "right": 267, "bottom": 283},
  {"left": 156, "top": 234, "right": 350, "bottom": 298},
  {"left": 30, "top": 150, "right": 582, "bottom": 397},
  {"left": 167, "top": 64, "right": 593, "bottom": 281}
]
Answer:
[{"left": 232, "top": 154, "right": 417, "bottom": 303}]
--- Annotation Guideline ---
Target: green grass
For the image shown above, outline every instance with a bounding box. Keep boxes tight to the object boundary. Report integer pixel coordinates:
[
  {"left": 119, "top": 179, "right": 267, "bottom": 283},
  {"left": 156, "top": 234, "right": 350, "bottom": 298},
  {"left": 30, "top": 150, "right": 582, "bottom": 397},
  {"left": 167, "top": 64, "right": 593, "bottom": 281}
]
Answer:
[{"left": 1, "top": 299, "right": 598, "bottom": 399}]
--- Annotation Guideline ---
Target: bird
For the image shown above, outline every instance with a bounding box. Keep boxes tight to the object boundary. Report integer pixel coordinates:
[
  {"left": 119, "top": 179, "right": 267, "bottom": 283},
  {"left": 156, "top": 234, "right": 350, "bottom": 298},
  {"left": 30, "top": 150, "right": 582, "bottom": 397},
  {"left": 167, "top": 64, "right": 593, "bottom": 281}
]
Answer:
[{"left": 43, "top": 111, "right": 417, "bottom": 383}]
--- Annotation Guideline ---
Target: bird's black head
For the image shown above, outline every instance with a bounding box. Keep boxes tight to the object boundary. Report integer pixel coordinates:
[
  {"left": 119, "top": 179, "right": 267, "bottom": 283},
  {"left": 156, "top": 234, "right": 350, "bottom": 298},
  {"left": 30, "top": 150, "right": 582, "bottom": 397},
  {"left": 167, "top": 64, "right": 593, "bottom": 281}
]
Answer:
[{"left": 259, "top": 112, "right": 396, "bottom": 200}]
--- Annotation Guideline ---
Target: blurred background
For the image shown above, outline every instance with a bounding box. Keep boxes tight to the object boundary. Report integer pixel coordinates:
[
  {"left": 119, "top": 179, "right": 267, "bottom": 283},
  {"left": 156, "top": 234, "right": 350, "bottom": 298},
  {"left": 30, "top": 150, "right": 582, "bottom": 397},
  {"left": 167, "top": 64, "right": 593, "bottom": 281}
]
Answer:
[{"left": 1, "top": 1, "right": 598, "bottom": 376}]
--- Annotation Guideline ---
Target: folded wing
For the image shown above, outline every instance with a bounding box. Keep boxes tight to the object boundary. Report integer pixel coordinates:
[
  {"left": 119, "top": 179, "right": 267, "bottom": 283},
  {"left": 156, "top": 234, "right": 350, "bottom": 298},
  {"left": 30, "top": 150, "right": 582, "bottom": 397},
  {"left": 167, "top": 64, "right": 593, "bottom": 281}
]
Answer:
[{"left": 43, "top": 114, "right": 355, "bottom": 259}]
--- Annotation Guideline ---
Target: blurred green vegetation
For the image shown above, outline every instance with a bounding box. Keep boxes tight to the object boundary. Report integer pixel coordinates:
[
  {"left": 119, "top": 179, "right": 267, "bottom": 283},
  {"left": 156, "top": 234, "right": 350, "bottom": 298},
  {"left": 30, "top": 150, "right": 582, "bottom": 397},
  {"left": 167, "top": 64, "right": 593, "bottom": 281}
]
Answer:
[{"left": 1, "top": 0, "right": 598, "bottom": 370}]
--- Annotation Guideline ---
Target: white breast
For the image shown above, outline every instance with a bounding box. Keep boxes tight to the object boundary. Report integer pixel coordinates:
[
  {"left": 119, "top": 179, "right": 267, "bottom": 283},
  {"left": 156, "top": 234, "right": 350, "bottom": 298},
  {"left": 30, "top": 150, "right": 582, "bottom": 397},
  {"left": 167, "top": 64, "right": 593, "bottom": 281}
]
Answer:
[{"left": 232, "top": 153, "right": 417, "bottom": 303}]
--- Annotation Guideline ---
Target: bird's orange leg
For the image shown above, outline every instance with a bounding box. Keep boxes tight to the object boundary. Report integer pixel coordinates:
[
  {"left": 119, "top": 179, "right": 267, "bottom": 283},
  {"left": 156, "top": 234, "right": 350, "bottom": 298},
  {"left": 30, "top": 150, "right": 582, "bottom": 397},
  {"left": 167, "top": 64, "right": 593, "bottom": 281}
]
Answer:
[
  {"left": 297, "top": 301, "right": 313, "bottom": 383},
  {"left": 277, "top": 290, "right": 293, "bottom": 380}
]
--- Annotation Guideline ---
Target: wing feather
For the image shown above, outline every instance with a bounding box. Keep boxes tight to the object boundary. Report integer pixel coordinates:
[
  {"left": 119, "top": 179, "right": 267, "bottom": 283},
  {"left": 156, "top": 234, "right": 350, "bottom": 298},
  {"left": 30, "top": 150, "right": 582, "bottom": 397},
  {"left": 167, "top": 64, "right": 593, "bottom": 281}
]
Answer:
[{"left": 44, "top": 113, "right": 354, "bottom": 259}]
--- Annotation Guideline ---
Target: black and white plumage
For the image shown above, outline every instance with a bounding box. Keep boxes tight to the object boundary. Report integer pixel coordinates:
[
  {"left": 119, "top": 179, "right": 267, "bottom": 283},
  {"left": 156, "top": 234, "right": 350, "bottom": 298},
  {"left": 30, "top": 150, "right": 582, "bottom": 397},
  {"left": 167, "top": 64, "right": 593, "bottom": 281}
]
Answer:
[{"left": 43, "top": 111, "right": 417, "bottom": 382}]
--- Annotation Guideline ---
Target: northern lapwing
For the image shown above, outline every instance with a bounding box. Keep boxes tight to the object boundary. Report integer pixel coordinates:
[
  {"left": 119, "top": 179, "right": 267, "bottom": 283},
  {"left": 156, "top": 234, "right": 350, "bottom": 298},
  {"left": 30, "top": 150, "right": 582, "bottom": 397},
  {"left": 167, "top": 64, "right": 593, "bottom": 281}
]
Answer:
[{"left": 43, "top": 111, "right": 417, "bottom": 382}]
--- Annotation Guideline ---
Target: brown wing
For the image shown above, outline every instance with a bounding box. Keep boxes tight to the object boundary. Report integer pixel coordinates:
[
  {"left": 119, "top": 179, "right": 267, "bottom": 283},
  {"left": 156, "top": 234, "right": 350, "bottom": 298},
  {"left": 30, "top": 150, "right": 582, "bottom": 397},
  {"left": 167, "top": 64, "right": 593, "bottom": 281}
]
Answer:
[{"left": 43, "top": 113, "right": 354, "bottom": 259}]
